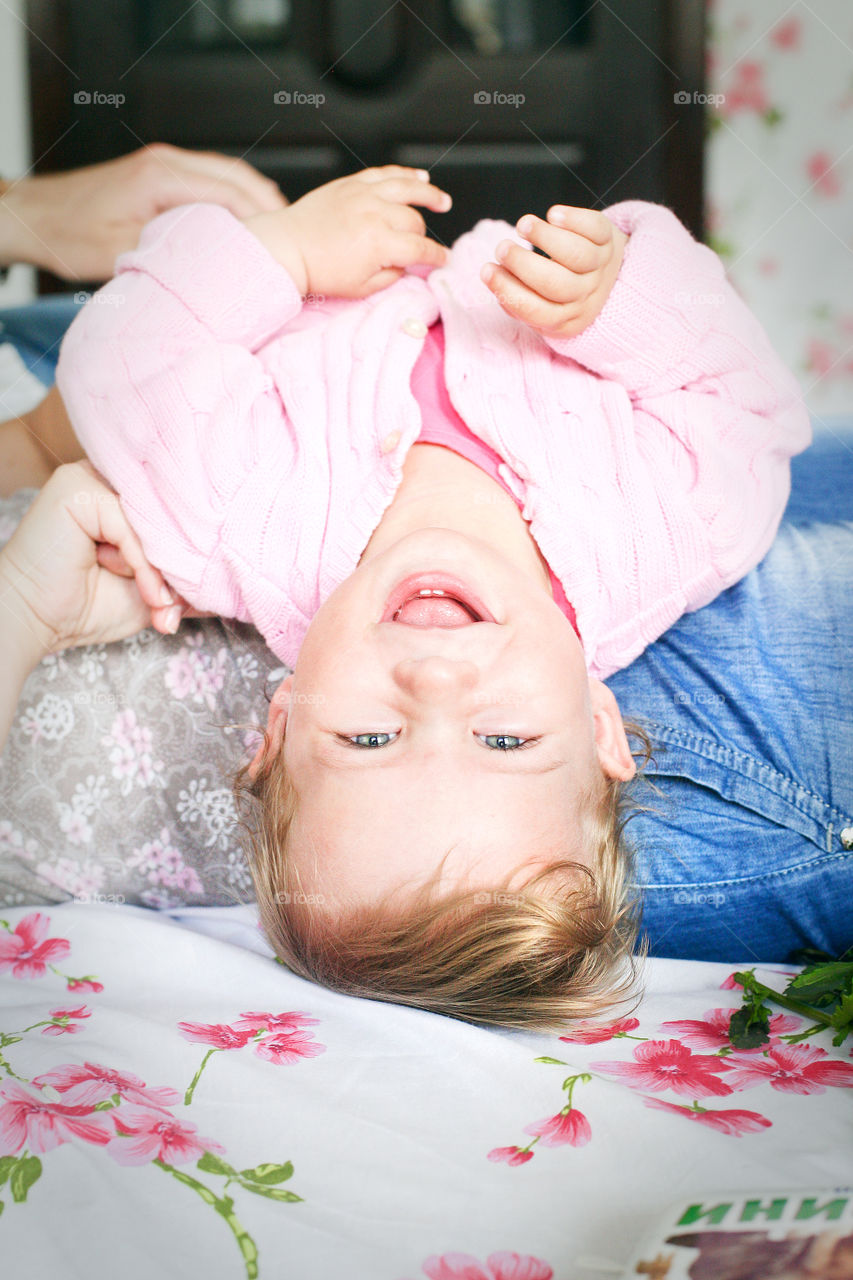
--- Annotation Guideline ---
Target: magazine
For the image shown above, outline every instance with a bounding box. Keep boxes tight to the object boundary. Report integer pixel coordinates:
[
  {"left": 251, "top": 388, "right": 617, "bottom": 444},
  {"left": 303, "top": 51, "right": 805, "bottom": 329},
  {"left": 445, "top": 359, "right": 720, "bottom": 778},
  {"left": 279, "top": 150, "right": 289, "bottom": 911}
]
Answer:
[{"left": 619, "top": 1188, "right": 853, "bottom": 1279}]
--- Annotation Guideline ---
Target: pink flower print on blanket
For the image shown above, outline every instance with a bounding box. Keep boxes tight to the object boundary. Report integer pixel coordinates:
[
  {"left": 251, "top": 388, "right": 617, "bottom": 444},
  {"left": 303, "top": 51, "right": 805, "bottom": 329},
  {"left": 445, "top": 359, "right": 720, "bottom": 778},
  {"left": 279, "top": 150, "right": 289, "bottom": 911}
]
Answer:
[
  {"left": 719, "top": 1044, "right": 853, "bottom": 1095},
  {"left": 590, "top": 1039, "right": 734, "bottom": 1097},
  {"left": 106, "top": 1107, "right": 225, "bottom": 1166},
  {"left": 102, "top": 708, "right": 165, "bottom": 796},
  {"left": 178, "top": 1011, "right": 326, "bottom": 1103},
  {"left": 0, "top": 912, "right": 70, "bottom": 978},
  {"left": 165, "top": 631, "right": 229, "bottom": 709},
  {"left": 643, "top": 1098, "right": 772, "bottom": 1137},
  {"left": 401, "top": 1251, "right": 554, "bottom": 1280},
  {"left": 33, "top": 1061, "right": 181, "bottom": 1111},
  {"left": 0, "top": 1079, "right": 113, "bottom": 1155},
  {"left": 659, "top": 1007, "right": 801, "bottom": 1053}
]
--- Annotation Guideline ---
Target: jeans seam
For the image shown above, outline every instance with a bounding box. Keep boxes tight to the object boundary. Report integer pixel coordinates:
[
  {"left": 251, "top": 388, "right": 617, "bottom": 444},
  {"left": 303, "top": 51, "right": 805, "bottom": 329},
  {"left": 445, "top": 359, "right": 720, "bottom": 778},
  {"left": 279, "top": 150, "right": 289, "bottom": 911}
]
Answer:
[
  {"left": 636, "top": 719, "right": 851, "bottom": 835},
  {"left": 635, "top": 849, "right": 853, "bottom": 891}
]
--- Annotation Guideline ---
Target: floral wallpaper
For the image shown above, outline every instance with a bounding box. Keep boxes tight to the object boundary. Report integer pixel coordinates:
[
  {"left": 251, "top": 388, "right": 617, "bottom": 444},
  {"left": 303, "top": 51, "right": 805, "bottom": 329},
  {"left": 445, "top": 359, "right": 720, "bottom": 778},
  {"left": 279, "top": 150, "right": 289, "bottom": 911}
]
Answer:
[{"left": 705, "top": 0, "right": 853, "bottom": 416}]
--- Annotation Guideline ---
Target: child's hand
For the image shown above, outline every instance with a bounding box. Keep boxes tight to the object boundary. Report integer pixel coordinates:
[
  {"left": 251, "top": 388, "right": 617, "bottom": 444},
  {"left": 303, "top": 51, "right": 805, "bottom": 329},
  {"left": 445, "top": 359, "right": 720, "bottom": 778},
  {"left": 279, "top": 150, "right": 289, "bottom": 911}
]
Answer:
[
  {"left": 480, "top": 207, "right": 629, "bottom": 339},
  {"left": 243, "top": 165, "right": 452, "bottom": 298},
  {"left": 0, "top": 460, "right": 188, "bottom": 663}
]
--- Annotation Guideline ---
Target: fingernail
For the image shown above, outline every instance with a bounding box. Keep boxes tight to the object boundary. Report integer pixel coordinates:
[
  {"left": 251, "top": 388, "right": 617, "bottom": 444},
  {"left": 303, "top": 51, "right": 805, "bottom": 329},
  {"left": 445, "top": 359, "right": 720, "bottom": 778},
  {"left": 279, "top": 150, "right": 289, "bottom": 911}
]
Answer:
[
  {"left": 548, "top": 207, "right": 568, "bottom": 225},
  {"left": 517, "top": 215, "right": 534, "bottom": 236},
  {"left": 160, "top": 584, "right": 176, "bottom": 607},
  {"left": 416, "top": 169, "right": 430, "bottom": 181},
  {"left": 495, "top": 239, "right": 512, "bottom": 261},
  {"left": 480, "top": 263, "right": 494, "bottom": 285},
  {"left": 164, "top": 605, "right": 181, "bottom": 634},
  {"left": 441, "top": 192, "right": 452, "bottom": 210}
]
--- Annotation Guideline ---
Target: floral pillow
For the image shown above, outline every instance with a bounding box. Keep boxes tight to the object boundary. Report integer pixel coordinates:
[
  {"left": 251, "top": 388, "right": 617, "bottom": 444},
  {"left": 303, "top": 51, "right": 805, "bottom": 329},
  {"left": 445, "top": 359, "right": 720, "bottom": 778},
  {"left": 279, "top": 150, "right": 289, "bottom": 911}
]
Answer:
[{"left": 0, "top": 491, "right": 282, "bottom": 910}]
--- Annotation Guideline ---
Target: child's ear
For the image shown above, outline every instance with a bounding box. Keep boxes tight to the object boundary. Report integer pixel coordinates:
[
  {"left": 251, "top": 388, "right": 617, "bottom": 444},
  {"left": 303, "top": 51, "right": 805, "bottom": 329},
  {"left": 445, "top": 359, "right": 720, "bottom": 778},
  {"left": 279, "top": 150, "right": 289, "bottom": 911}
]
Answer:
[
  {"left": 589, "top": 679, "right": 636, "bottom": 781},
  {"left": 248, "top": 674, "right": 293, "bottom": 780}
]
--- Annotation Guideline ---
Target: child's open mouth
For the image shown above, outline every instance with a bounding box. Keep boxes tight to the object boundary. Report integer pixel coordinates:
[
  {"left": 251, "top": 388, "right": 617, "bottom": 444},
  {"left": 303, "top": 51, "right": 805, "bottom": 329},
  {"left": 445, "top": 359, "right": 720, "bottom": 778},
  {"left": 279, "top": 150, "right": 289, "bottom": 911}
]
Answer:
[{"left": 381, "top": 574, "right": 497, "bottom": 628}]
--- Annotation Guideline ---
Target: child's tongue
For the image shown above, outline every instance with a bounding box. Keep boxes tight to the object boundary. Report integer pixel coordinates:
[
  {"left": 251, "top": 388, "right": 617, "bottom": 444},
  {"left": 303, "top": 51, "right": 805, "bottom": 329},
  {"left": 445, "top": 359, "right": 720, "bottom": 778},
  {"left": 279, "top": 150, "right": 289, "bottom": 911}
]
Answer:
[{"left": 394, "top": 596, "right": 475, "bottom": 627}]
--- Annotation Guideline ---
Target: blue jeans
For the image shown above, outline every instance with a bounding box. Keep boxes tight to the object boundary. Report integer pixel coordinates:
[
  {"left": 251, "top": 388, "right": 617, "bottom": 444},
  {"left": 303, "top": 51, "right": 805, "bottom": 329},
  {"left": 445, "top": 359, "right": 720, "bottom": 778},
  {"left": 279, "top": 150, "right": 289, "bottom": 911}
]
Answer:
[
  {"left": 3, "top": 300, "right": 851, "bottom": 962},
  {"left": 608, "top": 421, "right": 853, "bottom": 962}
]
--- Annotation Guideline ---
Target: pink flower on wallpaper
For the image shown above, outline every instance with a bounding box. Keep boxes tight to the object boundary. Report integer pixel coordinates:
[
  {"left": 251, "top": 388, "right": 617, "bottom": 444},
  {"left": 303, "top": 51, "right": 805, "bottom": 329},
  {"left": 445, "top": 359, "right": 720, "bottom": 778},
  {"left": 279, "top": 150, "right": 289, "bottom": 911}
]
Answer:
[
  {"left": 806, "top": 337, "right": 839, "bottom": 378},
  {"left": 806, "top": 151, "right": 842, "bottom": 198},
  {"left": 523, "top": 1109, "right": 591, "bottom": 1148},
  {"left": 644, "top": 1097, "right": 772, "bottom": 1137},
  {"left": 770, "top": 17, "right": 801, "bottom": 50},
  {"left": 102, "top": 708, "right": 164, "bottom": 794},
  {"left": 659, "top": 1007, "right": 800, "bottom": 1052},
  {"left": 591, "top": 1040, "right": 733, "bottom": 1098},
  {"left": 723, "top": 60, "right": 769, "bottom": 115},
  {"left": 42, "top": 1005, "right": 92, "bottom": 1035},
  {"left": 411, "top": 1251, "right": 553, "bottom": 1280},
  {"left": 66, "top": 977, "right": 104, "bottom": 993},
  {"left": 32, "top": 1062, "right": 180, "bottom": 1112},
  {"left": 487, "top": 1146, "right": 535, "bottom": 1167},
  {"left": 0, "top": 1079, "right": 113, "bottom": 1155},
  {"left": 559, "top": 1017, "right": 640, "bottom": 1044},
  {"left": 0, "top": 912, "right": 70, "bottom": 978},
  {"left": 721, "top": 1045, "right": 853, "bottom": 1095},
  {"left": 107, "top": 1106, "right": 225, "bottom": 1166},
  {"left": 254, "top": 1031, "right": 327, "bottom": 1065},
  {"left": 178, "top": 1020, "right": 256, "bottom": 1050}
]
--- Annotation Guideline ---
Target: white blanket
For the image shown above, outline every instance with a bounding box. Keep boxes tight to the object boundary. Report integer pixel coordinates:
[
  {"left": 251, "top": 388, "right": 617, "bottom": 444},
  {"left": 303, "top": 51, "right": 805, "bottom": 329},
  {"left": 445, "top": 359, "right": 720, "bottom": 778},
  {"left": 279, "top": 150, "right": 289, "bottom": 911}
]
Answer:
[{"left": 1, "top": 902, "right": 851, "bottom": 1280}]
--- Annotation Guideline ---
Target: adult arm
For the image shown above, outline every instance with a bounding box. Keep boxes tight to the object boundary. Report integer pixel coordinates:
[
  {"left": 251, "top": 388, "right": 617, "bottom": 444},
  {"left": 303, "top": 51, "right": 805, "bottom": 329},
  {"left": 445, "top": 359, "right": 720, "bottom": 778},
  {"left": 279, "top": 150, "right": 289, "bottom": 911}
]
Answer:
[{"left": 0, "top": 144, "right": 286, "bottom": 281}]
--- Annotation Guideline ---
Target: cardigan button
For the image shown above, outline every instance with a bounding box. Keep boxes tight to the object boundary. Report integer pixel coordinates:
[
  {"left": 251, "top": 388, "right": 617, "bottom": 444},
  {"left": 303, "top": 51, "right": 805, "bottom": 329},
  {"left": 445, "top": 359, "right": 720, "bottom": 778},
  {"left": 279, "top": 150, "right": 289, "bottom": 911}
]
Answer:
[
  {"left": 402, "top": 317, "right": 428, "bottom": 338},
  {"left": 841, "top": 827, "right": 853, "bottom": 849},
  {"left": 381, "top": 430, "right": 401, "bottom": 454}
]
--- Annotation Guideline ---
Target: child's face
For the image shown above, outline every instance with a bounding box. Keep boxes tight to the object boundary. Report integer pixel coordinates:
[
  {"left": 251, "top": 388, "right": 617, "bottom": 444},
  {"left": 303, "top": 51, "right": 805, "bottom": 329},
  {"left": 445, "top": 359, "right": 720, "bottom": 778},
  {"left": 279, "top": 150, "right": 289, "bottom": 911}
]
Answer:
[{"left": 264, "top": 529, "right": 635, "bottom": 908}]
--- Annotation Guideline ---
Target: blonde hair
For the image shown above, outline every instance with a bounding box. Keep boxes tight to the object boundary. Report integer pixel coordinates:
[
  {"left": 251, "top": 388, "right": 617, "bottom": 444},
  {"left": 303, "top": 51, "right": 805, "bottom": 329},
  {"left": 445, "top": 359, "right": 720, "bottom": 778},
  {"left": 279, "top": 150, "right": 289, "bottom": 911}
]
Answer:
[{"left": 233, "top": 722, "right": 652, "bottom": 1033}]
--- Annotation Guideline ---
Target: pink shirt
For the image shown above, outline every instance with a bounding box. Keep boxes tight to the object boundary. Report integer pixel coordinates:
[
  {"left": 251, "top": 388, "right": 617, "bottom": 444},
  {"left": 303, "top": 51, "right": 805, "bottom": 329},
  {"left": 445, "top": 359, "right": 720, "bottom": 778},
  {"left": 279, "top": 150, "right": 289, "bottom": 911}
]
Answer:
[
  {"left": 410, "top": 321, "right": 580, "bottom": 633},
  {"left": 56, "top": 201, "right": 811, "bottom": 677}
]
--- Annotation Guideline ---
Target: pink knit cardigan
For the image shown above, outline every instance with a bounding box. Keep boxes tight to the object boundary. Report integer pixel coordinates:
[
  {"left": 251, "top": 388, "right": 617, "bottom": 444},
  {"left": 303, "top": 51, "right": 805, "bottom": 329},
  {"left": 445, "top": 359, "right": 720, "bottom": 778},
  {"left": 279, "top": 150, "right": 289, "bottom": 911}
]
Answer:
[{"left": 56, "top": 200, "right": 811, "bottom": 677}]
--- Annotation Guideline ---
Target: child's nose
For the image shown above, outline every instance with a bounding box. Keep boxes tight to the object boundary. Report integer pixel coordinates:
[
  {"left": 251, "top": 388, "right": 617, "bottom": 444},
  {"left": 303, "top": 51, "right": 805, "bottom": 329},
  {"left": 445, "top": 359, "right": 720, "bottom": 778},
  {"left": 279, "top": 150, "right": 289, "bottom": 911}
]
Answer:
[{"left": 392, "top": 655, "right": 478, "bottom": 698}]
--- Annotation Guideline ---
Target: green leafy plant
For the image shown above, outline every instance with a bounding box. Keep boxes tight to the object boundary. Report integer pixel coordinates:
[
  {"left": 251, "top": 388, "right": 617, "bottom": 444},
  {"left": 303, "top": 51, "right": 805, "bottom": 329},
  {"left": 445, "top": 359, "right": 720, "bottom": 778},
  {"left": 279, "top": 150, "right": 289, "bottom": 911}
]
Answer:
[{"left": 728, "top": 947, "right": 853, "bottom": 1050}]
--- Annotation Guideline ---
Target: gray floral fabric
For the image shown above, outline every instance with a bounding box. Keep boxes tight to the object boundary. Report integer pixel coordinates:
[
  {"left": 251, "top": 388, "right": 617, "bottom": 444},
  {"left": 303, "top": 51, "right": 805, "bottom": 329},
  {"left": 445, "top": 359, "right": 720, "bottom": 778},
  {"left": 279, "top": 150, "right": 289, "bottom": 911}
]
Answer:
[{"left": 0, "top": 490, "right": 284, "bottom": 909}]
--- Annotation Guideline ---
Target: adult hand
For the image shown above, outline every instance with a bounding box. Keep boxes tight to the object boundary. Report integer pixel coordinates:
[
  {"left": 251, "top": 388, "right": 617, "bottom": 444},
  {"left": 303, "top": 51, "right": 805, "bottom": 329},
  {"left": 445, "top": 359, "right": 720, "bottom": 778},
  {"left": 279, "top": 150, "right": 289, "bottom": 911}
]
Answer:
[
  {"left": 0, "top": 460, "right": 184, "bottom": 663},
  {"left": 242, "top": 165, "right": 451, "bottom": 298},
  {"left": 0, "top": 144, "right": 287, "bottom": 281}
]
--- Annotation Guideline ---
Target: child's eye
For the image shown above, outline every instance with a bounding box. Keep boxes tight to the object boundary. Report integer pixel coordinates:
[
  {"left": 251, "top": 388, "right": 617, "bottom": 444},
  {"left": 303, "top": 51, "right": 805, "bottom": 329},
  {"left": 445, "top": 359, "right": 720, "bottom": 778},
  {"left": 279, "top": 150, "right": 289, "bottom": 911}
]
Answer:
[
  {"left": 477, "top": 734, "right": 532, "bottom": 751},
  {"left": 343, "top": 732, "right": 399, "bottom": 748}
]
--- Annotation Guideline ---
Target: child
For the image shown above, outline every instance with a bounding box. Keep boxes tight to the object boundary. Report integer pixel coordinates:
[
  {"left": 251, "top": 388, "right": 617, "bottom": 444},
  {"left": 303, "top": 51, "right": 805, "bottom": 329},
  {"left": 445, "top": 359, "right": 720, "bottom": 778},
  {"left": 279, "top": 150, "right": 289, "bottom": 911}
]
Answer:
[{"left": 55, "top": 165, "right": 811, "bottom": 1030}]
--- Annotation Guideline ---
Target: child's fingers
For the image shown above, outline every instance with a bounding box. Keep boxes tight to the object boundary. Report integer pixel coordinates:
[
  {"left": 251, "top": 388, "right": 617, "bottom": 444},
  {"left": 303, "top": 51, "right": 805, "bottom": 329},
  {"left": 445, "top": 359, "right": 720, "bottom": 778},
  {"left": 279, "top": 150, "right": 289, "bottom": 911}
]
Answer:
[
  {"left": 481, "top": 262, "right": 579, "bottom": 331},
  {"left": 387, "top": 231, "right": 449, "bottom": 272},
  {"left": 493, "top": 238, "right": 591, "bottom": 305},
  {"left": 544, "top": 206, "right": 614, "bottom": 245},
  {"left": 516, "top": 215, "right": 606, "bottom": 275},
  {"left": 376, "top": 175, "right": 453, "bottom": 215}
]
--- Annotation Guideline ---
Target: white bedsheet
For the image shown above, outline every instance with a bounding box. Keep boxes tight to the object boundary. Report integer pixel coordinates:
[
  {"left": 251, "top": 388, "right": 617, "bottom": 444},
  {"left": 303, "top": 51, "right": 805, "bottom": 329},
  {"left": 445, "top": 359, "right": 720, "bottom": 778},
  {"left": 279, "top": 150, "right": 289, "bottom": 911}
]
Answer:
[{"left": 1, "top": 901, "right": 851, "bottom": 1280}]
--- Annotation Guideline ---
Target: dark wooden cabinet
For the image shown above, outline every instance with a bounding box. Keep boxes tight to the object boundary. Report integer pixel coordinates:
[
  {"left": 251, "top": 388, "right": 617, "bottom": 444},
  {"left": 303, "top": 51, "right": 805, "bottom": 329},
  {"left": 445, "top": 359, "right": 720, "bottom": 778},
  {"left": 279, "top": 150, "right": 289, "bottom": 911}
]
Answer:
[{"left": 27, "top": 0, "right": 705, "bottom": 284}]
